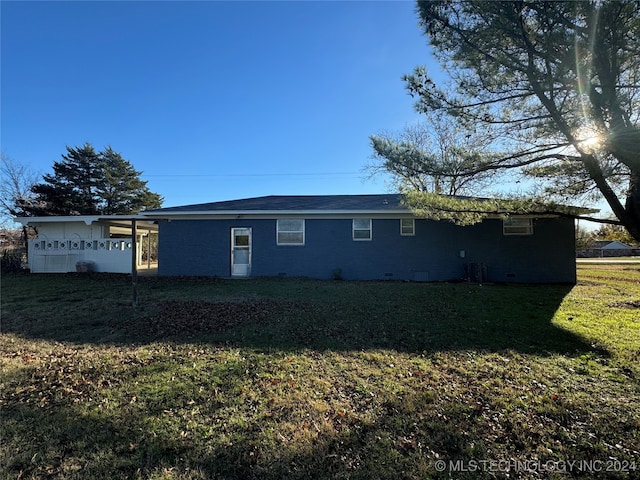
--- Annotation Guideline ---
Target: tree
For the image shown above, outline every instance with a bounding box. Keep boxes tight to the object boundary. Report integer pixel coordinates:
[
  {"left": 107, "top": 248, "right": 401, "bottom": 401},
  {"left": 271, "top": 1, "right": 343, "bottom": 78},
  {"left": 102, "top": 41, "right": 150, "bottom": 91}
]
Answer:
[
  {"left": 575, "top": 224, "right": 596, "bottom": 251},
  {"left": 28, "top": 143, "right": 163, "bottom": 216},
  {"left": 394, "top": 1, "right": 640, "bottom": 240},
  {"left": 31, "top": 143, "right": 102, "bottom": 215},
  {"left": 98, "top": 147, "right": 162, "bottom": 214},
  {"left": 369, "top": 114, "right": 500, "bottom": 195},
  {"left": 0, "top": 152, "right": 40, "bottom": 224},
  {"left": 592, "top": 224, "right": 638, "bottom": 246},
  {"left": 0, "top": 152, "right": 41, "bottom": 255}
]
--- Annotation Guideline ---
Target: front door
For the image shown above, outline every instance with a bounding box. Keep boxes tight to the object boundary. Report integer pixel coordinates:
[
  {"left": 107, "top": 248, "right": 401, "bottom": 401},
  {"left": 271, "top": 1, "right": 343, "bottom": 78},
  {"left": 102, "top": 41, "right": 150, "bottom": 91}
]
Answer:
[{"left": 231, "top": 228, "right": 251, "bottom": 277}]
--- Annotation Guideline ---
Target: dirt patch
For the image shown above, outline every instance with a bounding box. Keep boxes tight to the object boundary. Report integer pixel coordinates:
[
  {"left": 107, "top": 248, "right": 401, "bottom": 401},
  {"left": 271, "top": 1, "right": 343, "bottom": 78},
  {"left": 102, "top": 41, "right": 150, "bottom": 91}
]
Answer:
[
  {"left": 609, "top": 300, "right": 640, "bottom": 310},
  {"left": 128, "top": 299, "right": 313, "bottom": 337},
  {"left": 579, "top": 274, "right": 640, "bottom": 284}
]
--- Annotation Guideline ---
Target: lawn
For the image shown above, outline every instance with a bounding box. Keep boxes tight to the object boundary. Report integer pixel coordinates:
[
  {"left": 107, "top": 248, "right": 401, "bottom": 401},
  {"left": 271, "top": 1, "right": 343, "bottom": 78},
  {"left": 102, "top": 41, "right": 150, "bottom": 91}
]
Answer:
[{"left": 1, "top": 266, "right": 639, "bottom": 479}]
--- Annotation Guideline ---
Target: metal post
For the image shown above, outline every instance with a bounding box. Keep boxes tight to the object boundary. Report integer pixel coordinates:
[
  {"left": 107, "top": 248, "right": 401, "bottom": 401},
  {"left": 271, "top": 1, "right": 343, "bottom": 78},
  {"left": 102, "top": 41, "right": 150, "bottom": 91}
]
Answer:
[{"left": 132, "top": 219, "right": 138, "bottom": 307}]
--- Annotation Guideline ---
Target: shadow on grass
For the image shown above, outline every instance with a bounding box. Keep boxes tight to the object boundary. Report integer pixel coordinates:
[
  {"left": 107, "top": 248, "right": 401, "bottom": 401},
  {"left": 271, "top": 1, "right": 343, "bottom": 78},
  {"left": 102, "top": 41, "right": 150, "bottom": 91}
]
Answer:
[
  {"left": 4, "top": 275, "right": 633, "bottom": 480},
  {"left": 5, "top": 365, "right": 632, "bottom": 480},
  {"left": 0, "top": 391, "right": 483, "bottom": 479},
  {"left": 1, "top": 274, "right": 601, "bottom": 357}
]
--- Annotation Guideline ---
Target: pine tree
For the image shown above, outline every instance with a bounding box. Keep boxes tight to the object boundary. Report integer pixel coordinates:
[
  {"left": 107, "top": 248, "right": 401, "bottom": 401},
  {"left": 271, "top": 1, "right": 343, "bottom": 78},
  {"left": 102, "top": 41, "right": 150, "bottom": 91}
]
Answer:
[
  {"left": 31, "top": 143, "right": 101, "bottom": 215},
  {"left": 384, "top": 1, "right": 640, "bottom": 240},
  {"left": 98, "top": 147, "right": 162, "bottom": 214},
  {"left": 29, "top": 143, "right": 163, "bottom": 216}
]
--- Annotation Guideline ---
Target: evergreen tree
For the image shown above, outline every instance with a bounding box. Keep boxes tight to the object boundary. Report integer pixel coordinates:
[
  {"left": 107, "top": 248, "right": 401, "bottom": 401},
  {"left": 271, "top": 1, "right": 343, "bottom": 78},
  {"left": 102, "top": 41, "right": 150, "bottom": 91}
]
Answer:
[
  {"left": 98, "top": 147, "right": 162, "bottom": 214},
  {"left": 384, "top": 1, "right": 640, "bottom": 240},
  {"left": 31, "top": 143, "right": 101, "bottom": 215},
  {"left": 29, "top": 143, "right": 163, "bottom": 216}
]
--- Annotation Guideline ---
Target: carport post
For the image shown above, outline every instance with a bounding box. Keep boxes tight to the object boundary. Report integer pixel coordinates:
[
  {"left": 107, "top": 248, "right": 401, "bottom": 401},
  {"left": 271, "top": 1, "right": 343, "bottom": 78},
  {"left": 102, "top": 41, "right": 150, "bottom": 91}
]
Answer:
[
  {"left": 132, "top": 218, "right": 138, "bottom": 307},
  {"left": 147, "top": 231, "right": 151, "bottom": 268}
]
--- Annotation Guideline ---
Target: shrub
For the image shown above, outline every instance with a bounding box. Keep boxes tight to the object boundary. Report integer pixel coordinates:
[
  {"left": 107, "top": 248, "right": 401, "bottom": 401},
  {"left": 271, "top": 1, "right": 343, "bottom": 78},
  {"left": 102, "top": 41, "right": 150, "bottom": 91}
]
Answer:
[{"left": 1, "top": 249, "right": 26, "bottom": 273}]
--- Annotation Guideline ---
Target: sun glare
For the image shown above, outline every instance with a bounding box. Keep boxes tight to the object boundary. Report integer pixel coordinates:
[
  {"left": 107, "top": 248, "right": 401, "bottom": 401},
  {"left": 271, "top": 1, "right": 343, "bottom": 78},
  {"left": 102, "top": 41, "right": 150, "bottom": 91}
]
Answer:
[{"left": 574, "top": 126, "right": 603, "bottom": 154}]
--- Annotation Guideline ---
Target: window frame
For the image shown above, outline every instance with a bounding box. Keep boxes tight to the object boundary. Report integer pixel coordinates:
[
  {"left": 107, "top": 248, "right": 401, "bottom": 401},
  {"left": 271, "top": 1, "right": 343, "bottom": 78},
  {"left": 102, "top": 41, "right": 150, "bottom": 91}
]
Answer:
[
  {"left": 502, "top": 218, "right": 533, "bottom": 236},
  {"left": 276, "top": 218, "right": 305, "bottom": 246},
  {"left": 400, "top": 218, "right": 415, "bottom": 236},
  {"left": 352, "top": 218, "right": 372, "bottom": 241}
]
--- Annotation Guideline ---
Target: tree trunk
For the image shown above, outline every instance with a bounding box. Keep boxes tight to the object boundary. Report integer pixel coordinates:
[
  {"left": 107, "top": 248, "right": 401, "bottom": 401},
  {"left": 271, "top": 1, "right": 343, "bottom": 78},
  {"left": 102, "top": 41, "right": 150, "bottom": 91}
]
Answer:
[
  {"left": 21, "top": 225, "right": 30, "bottom": 266},
  {"left": 624, "top": 172, "right": 640, "bottom": 243}
]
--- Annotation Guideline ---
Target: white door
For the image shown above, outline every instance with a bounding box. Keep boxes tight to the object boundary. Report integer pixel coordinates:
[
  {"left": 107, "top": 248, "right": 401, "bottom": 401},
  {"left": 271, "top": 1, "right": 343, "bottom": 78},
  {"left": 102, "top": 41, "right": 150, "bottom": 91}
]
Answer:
[{"left": 231, "top": 228, "right": 251, "bottom": 276}]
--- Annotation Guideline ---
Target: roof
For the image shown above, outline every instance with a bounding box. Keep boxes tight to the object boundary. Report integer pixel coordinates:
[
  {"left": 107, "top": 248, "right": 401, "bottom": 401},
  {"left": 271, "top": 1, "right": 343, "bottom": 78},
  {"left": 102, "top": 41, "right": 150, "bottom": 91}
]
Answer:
[
  {"left": 143, "top": 194, "right": 410, "bottom": 215},
  {"left": 16, "top": 194, "right": 597, "bottom": 222},
  {"left": 593, "top": 240, "right": 633, "bottom": 249}
]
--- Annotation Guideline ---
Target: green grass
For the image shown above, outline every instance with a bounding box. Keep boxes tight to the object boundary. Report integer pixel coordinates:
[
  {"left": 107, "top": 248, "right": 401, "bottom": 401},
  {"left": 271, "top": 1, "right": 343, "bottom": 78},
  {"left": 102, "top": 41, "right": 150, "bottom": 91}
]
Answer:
[{"left": 1, "top": 267, "right": 639, "bottom": 479}]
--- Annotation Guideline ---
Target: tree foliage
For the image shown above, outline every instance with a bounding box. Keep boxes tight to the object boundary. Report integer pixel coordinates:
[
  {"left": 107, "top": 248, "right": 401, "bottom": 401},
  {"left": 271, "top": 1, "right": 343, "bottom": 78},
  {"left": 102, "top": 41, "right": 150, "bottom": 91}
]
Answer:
[
  {"left": 369, "top": 115, "right": 499, "bottom": 195},
  {"left": 592, "top": 224, "right": 638, "bottom": 246},
  {"left": 98, "top": 147, "right": 163, "bottom": 214},
  {"left": 575, "top": 224, "right": 596, "bottom": 251},
  {"left": 394, "top": 0, "right": 640, "bottom": 240},
  {"left": 31, "top": 144, "right": 102, "bottom": 216},
  {"left": 28, "top": 143, "right": 163, "bottom": 216},
  {"left": 404, "top": 190, "right": 590, "bottom": 226}
]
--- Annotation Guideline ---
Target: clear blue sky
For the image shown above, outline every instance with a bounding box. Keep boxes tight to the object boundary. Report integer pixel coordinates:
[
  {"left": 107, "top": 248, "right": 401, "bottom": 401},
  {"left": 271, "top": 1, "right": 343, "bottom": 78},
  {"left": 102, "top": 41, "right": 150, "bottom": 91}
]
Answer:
[{"left": 2, "top": 0, "right": 438, "bottom": 208}]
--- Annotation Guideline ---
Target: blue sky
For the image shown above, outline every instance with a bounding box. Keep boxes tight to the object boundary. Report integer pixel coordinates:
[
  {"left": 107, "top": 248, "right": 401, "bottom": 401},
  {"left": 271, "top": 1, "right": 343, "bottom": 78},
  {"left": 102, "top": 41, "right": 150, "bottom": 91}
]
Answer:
[{"left": 2, "top": 0, "right": 438, "bottom": 208}]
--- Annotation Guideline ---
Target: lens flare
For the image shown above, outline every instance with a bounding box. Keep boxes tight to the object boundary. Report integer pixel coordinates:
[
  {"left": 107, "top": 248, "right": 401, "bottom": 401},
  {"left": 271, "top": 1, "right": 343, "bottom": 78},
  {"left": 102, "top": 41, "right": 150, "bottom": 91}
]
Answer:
[{"left": 574, "top": 126, "right": 602, "bottom": 154}]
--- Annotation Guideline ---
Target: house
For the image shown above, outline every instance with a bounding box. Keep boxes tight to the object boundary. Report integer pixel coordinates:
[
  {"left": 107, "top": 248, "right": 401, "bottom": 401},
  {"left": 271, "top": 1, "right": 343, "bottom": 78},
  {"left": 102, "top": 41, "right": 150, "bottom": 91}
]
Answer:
[
  {"left": 17, "top": 194, "right": 580, "bottom": 283},
  {"left": 579, "top": 240, "right": 638, "bottom": 258},
  {"left": 139, "top": 194, "right": 578, "bottom": 283},
  {"left": 16, "top": 216, "right": 158, "bottom": 273}
]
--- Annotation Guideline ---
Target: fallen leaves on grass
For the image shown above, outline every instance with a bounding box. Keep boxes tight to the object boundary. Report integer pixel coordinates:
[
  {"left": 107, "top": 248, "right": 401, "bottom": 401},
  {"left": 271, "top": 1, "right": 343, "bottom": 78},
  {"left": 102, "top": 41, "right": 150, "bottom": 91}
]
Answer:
[{"left": 128, "top": 299, "right": 313, "bottom": 338}]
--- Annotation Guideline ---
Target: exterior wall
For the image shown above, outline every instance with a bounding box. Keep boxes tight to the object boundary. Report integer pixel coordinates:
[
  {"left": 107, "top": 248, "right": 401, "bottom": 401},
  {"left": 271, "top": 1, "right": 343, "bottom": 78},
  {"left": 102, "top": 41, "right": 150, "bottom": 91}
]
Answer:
[
  {"left": 28, "top": 222, "right": 133, "bottom": 273},
  {"left": 158, "top": 216, "right": 576, "bottom": 283}
]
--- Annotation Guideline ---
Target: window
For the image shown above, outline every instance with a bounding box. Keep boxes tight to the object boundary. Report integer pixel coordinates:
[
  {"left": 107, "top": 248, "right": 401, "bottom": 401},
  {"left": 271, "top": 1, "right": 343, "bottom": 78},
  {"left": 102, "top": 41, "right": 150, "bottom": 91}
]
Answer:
[
  {"left": 503, "top": 218, "right": 533, "bottom": 235},
  {"left": 353, "top": 218, "right": 372, "bottom": 241},
  {"left": 277, "top": 219, "right": 305, "bottom": 245},
  {"left": 400, "top": 218, "right": 415, "bottom": 236}
]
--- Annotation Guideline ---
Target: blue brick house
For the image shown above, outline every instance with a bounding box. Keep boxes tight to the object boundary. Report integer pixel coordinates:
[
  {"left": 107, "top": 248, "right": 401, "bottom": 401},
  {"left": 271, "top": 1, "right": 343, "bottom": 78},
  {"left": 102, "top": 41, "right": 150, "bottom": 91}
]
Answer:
[{"left": 144, "top": 194, "right": 578, "bottom": 283}]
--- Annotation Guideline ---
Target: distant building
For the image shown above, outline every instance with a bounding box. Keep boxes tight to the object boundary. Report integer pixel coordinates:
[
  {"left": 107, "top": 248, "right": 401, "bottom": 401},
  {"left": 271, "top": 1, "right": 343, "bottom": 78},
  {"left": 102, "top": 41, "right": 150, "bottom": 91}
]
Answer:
[{"left": 578, "top": 240, "right": 639, "bottom": 258}]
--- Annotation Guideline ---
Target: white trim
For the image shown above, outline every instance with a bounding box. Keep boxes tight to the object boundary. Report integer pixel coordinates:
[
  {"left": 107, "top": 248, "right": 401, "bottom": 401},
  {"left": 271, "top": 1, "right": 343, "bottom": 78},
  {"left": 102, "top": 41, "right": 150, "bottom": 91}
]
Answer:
[
  {"left": 142, "top": 212, "right": 415, "bottom": 221},
  {"left": 16, "top": 216, "right": 158, "bottom": 230},
  {"left": 17, "top": 212, "right": 567, "bottom": 224},
  {"left": 139, "top": 209, "right": 411, "bottom": 218},
  {"left": 231, "top": 227, "right": 252, "bottom": 277},
  {"left": 276, "top": 219, "right": 305, "bottom": 246},
  {"left": 400, "top": 218, "right": 415, "bottom": 236},
  {"left": 353, "top": 218, "right": 372, "bottom": 241}
]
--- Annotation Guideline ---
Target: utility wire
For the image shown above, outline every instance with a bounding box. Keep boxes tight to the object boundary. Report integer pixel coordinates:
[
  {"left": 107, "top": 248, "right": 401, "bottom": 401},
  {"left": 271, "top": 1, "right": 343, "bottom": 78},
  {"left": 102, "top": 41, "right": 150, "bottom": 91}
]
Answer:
[{"left": 143, "top": 172, "right": 361, "bottom": 178}]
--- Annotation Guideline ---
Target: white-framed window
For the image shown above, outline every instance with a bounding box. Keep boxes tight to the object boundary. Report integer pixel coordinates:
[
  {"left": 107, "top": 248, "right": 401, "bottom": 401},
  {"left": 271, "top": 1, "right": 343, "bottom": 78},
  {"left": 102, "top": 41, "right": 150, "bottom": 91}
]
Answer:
[
  {"left": 400, "top": 218, "right": 415, "bottom": 236},
  {"left": 277, "top": 219, "right": 305, "bottom": 245},
  {"left": 353, "top": 218, "right": 372, "bottom": 241},
  {"left": 503, "top": 218, "right": 533, "bottom": 235}
]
